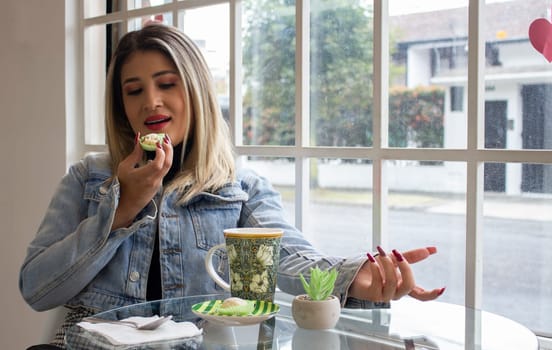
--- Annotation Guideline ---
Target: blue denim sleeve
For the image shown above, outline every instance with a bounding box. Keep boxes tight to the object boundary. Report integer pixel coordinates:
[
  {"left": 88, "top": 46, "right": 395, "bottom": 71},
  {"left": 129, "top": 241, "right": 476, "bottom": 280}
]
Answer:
[
  {"left": 18, "top": 157, "right": 154, "bottom": 311},
  {"left": 236, "top": 168, "right": 382, "bottom": 308}
]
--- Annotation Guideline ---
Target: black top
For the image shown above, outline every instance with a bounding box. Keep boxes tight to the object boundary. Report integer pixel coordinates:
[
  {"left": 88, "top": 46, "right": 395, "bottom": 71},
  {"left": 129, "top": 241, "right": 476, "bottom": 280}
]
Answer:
[{"left": 146, "top": 143, "right": 183, "bottom": 301}]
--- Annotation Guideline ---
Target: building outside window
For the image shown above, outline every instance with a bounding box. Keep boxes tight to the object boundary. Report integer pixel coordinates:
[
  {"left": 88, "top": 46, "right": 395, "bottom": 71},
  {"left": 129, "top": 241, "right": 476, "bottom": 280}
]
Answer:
[{"left": 76, "top": 0, "right": 552, "bottom": 342}]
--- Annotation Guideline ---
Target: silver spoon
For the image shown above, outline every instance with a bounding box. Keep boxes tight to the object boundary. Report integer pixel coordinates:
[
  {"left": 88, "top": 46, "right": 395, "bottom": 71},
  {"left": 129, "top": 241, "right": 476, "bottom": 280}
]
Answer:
[{"left": 82, "top": 315, "right": 173, "bottom": 330}]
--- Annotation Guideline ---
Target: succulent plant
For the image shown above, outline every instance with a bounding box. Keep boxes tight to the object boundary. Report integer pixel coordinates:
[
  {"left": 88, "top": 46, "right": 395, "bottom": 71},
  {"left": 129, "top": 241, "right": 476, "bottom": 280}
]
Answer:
[{"left": 299, "top": 267, "right": 338, "bottom": 301}]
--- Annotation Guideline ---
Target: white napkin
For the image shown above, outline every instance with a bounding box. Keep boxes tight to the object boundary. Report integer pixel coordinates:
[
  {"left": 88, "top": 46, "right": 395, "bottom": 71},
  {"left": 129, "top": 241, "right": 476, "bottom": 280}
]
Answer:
[{"left": 77, "top": 316, "right": 203, "bottom": 345}]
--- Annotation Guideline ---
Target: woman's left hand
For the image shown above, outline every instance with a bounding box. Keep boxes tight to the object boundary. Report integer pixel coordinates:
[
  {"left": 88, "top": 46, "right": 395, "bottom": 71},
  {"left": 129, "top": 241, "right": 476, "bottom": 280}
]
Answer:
[{"left": 348, "top": 246, "right": 445, "bottom": 303}]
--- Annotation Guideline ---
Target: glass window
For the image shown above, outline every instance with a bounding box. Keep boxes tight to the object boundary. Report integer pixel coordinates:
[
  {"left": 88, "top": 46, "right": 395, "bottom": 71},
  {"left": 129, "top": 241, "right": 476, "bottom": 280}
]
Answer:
[
  {"left": 129, "top": 12, "right": 173, "bottom": 31},
  {"left": 306, "top": 158, "right": 372, "bottom": 254},
  {"left": 84, "top": 22, "right": 124, "bottom": 145},
  {"left": 84, "top": 0, "right": 123, "bottom": 18},
  {"left": 179, "top": 4, "right": 230, "bottom": 118},
  {"left": 450, "top": 86, "right": 464, "bottom": 112},
  {"left": 390, "top": 3, "right": 468, "bottom": 149},
  {"left": 242, "top": 0, "right": 296, "bottom": 146},
  {"left": 483, "top": 0, "right": 552, "bottom": 151},
  {"left": 483, "top": 162, "right": 552, "bottom": 334},
  {"left": 128, "top": 0, "right": 172, "bottom": 11},
  {"left": 387, "top": 160, "right": 467, "bottom": 305},
  {"left": 310, "top": 1, "right": 373, "bottom": 147}
]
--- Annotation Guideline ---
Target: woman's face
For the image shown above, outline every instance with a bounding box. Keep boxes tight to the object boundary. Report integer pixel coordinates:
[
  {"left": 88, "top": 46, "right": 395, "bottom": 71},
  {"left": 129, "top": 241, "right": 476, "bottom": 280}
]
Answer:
[{"left": 120, "top": 50, "right": 189, "bottom": 145}]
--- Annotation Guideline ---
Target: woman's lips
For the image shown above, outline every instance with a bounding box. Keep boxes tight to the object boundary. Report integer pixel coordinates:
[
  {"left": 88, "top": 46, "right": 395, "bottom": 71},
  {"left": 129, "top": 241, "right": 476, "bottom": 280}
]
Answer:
[{"left": 145, "top": 115, "right": 171, "bottom": 131}]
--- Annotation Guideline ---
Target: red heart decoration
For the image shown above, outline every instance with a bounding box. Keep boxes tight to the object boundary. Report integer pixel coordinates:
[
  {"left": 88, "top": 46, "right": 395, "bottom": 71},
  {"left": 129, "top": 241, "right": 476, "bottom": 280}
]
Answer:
[{"left": 529, "top": 18, "right": 552, "bottom": 62}]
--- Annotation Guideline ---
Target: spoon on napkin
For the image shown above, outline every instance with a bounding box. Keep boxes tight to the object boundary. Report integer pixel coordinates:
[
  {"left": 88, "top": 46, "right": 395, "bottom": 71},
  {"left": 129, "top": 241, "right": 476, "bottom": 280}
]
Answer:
[{"left": 82, "top": 315, "right": 173, "bottom": 330}]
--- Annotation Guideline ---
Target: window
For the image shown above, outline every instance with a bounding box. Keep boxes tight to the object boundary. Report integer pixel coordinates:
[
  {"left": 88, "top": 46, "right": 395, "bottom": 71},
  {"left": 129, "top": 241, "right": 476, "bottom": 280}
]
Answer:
[
  {"left": 450, "top": 86, "right": 464, "bottom": 112},
  {"left": 75, "top": 0, "right": 552, "bottom": 340}
]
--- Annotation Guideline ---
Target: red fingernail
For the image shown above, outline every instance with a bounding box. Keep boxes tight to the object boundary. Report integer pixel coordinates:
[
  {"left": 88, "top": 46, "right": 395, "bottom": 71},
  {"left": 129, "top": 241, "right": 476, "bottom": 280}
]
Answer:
[
  {"left": 392, "top": 249, "right": 404, "bottom": 262},
  {"left": 157, "top": 141, "right": 162, "bottom": 149},
  {"left": 438, "top": 287, "right": 446, "bottom": 296},
  {"left": 164, "top": 134, "right": 170, "bottom": 144},
  {"left": 376, "top": 246, "right": 386, "bottom": 257},
  {"left": 366, "top": 253, "right": 376, "bottom": 263},
  {"left": 134, "top": 133, "right": 139, "bottom": 145},
  {"left": 427, "top": 247, "right": 437, "bottom": 255}
]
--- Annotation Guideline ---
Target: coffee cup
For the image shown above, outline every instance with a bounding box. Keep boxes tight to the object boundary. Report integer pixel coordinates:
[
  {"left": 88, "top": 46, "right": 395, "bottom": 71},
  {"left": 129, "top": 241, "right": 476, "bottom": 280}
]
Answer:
[{"left": 205, "top": 228, "right": 283, "bottom": 302}]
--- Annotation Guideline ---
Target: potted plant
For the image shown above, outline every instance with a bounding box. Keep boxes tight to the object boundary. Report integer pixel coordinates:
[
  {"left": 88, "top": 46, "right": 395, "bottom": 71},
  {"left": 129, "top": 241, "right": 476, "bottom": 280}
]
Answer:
[{"left": 291, "top": 266, "right": 341, "bottom": 329}]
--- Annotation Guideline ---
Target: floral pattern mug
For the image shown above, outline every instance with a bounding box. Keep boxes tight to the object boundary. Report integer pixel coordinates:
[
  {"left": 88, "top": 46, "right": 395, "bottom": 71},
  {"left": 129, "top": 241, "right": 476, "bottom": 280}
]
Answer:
[{"left": 205, "top": 228, "right": 283, "bottom": 302}]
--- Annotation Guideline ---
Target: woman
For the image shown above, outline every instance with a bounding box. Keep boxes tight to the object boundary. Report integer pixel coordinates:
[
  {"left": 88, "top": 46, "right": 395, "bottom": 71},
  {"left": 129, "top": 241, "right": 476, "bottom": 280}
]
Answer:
[{"left": 20, "top": 23, "right": 444, "bottom": 348}]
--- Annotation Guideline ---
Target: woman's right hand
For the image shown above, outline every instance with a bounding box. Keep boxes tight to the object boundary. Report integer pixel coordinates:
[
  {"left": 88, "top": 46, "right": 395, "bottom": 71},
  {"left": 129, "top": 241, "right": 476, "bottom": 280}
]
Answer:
[{"left": 112, "top": 133, "right": 173, "bottom": 229}]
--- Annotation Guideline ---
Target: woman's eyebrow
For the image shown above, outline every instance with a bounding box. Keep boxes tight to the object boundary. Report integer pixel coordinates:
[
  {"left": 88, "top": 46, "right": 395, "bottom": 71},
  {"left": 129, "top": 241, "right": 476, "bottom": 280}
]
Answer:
[
  {"left": 122, "top": 70, "right": 178, "bottom": 85},
  {"left": 152, "top": 70, "right": 178, "bottom": 78},
  {"left": 122, "top": 77, "right": 140, "bottom": 85}
]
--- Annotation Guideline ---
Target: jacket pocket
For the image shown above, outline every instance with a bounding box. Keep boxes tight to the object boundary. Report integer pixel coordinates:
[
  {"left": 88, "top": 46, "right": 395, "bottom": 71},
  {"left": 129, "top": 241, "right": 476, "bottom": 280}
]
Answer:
[
  {"left": 188, "top": 192, "right": 246, "bottom": 251},
  {"left": 83, "top": 178, "right": 112, "bottom": 216}
]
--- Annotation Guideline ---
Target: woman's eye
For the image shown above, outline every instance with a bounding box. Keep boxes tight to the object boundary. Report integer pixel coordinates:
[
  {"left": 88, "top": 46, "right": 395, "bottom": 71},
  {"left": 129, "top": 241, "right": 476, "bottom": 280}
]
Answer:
[
  {"left": 159, "top": 82, "right": 176, "bottom": 90},
  {"left": 126, "top": 88, "right": 142, "bottom": 96}
]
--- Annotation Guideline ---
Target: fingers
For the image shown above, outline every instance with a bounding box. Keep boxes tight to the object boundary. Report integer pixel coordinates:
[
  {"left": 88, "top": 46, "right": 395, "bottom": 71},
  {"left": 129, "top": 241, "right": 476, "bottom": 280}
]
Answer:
[
  {"left": 401, "top": 246, "right": 437, "bottom": 264},
  {"left": 150, "top": 134, "right": 173, "bottom": 170},
  {"left": 119, "top": 133, "right": 145, "bottom": 169},
  {"left": 160, "top": 133, "right": 173, "bottom": 170},
  {"left": 365, "top": 253, "right": 384, "bottom": 299},
  {"left": 391, "top": 249, "right": 415, "bottom": 299},
  {"left": 408, "top": 285, "right": 446, "bottom": 301},
  {"left": 376, "top": 247, "right": 398, "bottom": 301}
]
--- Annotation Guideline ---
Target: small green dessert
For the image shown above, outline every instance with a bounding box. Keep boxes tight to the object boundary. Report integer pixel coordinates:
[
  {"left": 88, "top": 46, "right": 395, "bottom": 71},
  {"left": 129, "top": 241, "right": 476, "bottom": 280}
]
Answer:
[
  {"left": 139, "top": 133, "right": 165, "bottom": 151},
  {"left": 216, "top": 297, "right": 255, "bottom": 316}
]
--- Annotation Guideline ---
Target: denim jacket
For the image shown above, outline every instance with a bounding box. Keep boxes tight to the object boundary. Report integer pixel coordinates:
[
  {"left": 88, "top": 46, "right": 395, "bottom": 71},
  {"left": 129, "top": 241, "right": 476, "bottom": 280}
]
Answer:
[{"left": 20, "top": 152, "right": 382, "bottom": 313}]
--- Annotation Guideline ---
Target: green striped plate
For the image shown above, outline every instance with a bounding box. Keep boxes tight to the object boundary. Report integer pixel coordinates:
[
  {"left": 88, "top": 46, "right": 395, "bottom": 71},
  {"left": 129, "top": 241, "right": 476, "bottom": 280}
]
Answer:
[{"left": 191, "top": 299, "right": 280, "bottom": 326}]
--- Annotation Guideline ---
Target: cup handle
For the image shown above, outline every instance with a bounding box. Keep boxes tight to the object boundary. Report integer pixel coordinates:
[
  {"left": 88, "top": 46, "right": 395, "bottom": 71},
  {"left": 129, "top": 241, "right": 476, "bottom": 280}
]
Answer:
[{"left": 205, "top": 243, "right": 230, "bottom": 291}]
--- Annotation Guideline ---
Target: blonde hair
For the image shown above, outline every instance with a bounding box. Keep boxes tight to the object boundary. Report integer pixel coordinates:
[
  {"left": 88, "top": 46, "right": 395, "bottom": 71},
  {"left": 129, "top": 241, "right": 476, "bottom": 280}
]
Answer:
[{"left": 105, "top": 24, "right": 235, "bottom": 203}]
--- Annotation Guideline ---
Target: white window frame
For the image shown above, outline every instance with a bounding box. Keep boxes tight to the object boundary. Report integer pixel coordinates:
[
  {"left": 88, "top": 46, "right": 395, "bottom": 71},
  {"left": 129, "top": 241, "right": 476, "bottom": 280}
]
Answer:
[{"left": 69, "top": 0, "right": 552, "bottom": 342}]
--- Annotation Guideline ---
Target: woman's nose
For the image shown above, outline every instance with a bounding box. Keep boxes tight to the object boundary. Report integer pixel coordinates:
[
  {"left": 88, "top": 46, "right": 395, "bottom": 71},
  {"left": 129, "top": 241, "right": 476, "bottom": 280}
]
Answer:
[{"left": 143, "top": 88, "right": 162, "bottom": 111}]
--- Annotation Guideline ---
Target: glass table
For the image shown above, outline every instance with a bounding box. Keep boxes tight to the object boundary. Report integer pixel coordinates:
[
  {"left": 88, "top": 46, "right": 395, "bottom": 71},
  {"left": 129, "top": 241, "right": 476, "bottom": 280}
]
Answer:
[{"left": 65, "top": 292, "right": 538, "bottom": 349}]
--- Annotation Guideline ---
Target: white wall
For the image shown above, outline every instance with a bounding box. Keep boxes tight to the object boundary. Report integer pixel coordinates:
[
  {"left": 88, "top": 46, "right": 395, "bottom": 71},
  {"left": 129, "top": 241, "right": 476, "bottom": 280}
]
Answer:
[{"left": 0, "top": 0, "right": 66, "bottom": 348}]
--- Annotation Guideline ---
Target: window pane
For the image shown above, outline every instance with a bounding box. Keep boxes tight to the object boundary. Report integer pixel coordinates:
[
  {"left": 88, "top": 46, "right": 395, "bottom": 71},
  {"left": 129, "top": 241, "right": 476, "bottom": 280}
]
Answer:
[
  {"left": 240, "top": 156, "right": 296, "bottom": 226},
  {"left": 129, "top": 12, "right": 173, "bottom": 31},
  {"left": 484, "top": 160, "right": 552, "bottom": 195},
  {"left": 306, "top": 158, "right": 372, "bottom": 255},
  {"left": 387, "top": 160, "right": 467, "bottom": 306},
  {"left": 483, "top": 162, "right": 552, "bottom": 335},
  {"left": 84, "top": 22, "right": 124, "bottom": 145},
  {"left": 390, "top": 2, "right": 468, "bottom": 148},
  {"left": 178, "top": 4, "right": 229, "bottom": 120},
  {"left": 242, "top": 0, "right": 296, "bottom": 146},
  {"left": 129, "top": 0, "right": 172, "bottom": 10},
  {"left": 84, "top": 0, "right": 123, "bottom": 18},
  {"left": 484, "top": 0, "right": 552, "bottom": 150},
  {"left": 310, "top": 1, "right": 373, "bottom": 147}
]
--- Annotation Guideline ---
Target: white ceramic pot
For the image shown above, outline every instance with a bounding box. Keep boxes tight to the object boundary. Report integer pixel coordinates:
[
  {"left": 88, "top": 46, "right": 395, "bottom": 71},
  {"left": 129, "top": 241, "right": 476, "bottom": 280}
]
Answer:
[{"left": 291, "top": 294, "right": 341, "bottom": 329}]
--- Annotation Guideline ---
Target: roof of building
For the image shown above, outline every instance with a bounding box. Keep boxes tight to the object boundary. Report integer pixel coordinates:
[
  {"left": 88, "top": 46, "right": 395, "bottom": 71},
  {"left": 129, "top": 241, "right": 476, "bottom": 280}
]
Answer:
[{"left": 390, "top": 0, "right": 550, "bottom": 43}]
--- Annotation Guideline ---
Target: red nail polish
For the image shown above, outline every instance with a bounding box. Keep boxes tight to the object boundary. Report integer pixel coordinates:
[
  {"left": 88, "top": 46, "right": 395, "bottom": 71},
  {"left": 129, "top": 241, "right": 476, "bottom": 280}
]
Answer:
[
  {"left": 157, "top": 141, "right": 162, "bottom": 149},
  {"left": 376, "top": 246, "right": 387, "bottom": 257},
  {"left": 426, "top": 246, "right": 437, "bottom": 255},
  {"left": 366, "top": 253, "right": 377, "bottom": 263},
  {"left": 392, "top": 249, "right": 404, "bottom": 262},
  {"left": 134, "top": 133, "right": 139, "bottom": 145},
  {"left": 164, "top": 134, "right": 170, "bottom": 144},
  {"left": 438, "top": 287, "right": 446, "bottom": 296}
]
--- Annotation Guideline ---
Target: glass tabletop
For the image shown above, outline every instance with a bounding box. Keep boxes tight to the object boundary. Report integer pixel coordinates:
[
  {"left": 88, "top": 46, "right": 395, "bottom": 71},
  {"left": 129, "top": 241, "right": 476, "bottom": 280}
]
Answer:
[{"left": 65, "top": 292, "right": 538, "bottom": 350}]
